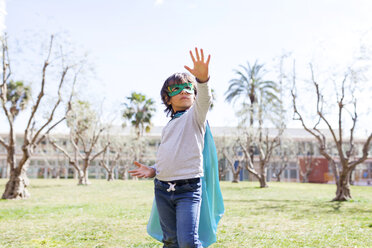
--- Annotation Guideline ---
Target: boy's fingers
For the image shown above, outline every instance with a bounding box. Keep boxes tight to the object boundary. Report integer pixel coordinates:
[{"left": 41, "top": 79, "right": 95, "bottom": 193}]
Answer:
[
  {"left": 201, "top": 49, "right": 204, "bottom": 62},
  {"left": 189, "top": 50, "right": 196, "bottom": 63},
  {"left": 195, "top": 47, "right": 200, "bottom": 61},
  {"left": 184, "top": 65, "right": 192, "bottom": 73},
  {"left": 206, "top": 55, "right": 211, "bottom": 66},
  {"left": 133, "top": 161, "right": 142, "bottom": 168}
]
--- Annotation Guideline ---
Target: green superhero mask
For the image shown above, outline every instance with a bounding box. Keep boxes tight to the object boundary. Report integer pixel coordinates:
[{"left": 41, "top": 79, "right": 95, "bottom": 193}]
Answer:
[{"left": 167, "top": 82, "right": 194, "bottom": 97}]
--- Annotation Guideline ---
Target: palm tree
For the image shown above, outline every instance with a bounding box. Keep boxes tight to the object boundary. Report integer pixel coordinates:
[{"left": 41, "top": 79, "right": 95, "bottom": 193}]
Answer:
[
  {"left": 225, "top": 61, "right": 282, "bottom": 188},
  {"left": 122, "top": 92, "right": 156, "bottom": 139},
  {"left": 225, "top": 61, "right": 280, "bottom": 126},
  {"left": 6, "top": 80, "right": 31, "bottom": 119}
]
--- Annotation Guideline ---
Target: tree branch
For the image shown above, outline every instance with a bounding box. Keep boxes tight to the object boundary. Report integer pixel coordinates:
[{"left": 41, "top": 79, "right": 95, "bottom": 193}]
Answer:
[
  {"left": 30, "top": 66, "right": 69, "bottom": 146},
  {"left": 70, "top": 134, "right": 84, "bottom": 161},
  {"left": 0, "top": 136, "right": 8, "bottom": 149},
  {"left": 338, "top": 74, "right": 348, "bottom": 152},
  {"left": 76, "top": 132, "right": 87, "bottom": 153},
  {"left": 1, "top": 36, "right": 14, "bottom": 129},
  {"left": 25, "top": 35, "right": 54, "bottom": 136},
  {"left": 91, "top": 142, "right": 110, "bottom": 162},
  {"left": 48, "top": 136, "right": 80, "bottom": 172},
  {"left": 222, "top": 149, "right": 238, "bottom": 174},
  {"left": 350, "top": 133, "right": 372, "bottom": 169},
  {"left": 240, "top": 139, "right": 259, "bottom": 177},
  {"left": 34, "top": 116, "right": 66, "bottom": 149},
  {"left": 346, "top": 99, "right": 357, "bottom": 159}
]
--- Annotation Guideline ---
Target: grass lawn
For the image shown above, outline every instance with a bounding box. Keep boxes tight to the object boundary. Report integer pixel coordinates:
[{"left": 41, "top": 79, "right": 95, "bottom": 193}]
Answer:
[{"left": 0, "top": 179, "right": 371, "bottom": 248}]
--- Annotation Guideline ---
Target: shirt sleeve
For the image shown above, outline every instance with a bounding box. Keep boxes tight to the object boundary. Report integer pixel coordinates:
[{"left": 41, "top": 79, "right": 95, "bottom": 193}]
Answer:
[
  {"left": 193, "top": 81, "right": 212, "bottom": 125},
  {"left": 150, "top": 164, "right": 157, "bottom": 173}
]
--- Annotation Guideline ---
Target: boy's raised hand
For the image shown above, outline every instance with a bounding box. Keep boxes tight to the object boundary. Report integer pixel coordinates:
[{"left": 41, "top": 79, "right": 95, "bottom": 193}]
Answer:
[
  {"left": 184, "top": 47, "right": 210, "bottom": 83},
  {"left": 128, "top": 161, "right": 156, "bottom": 178}
]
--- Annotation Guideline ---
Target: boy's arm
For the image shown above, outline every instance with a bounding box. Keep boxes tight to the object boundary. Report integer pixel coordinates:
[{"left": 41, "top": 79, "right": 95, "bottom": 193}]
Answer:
[
  {"left": 128, "top": 161, "right": 156, "bottom": 178},
  {"left": 185, "top": 48, "right": 212, "bottom": 124}
]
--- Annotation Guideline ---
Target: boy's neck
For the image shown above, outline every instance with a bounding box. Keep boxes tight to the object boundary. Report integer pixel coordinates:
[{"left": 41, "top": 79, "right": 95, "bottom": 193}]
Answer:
[{"left": 172, "top": 110, "right": 187, "bottom": 119}]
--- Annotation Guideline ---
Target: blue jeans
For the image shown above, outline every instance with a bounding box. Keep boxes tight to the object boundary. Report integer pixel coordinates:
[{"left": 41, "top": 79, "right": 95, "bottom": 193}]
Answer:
[{"left": 154, "top": 178, "right": 203, "bottom": 248}]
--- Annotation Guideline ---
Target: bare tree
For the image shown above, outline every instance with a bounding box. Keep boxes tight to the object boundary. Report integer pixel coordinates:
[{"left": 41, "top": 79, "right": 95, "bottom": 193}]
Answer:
[
  {"left": 239, "top": 76, "right": 285, "bottom": 188},
  {"left": 48, "top": 100, "right": 109, "bottom": 185},
  {"left": 98, "top": 133, "right": 121, "bottom": 181},
  {"left": 215, "top": 135, "right": 242, "bottom": 182},
  {"left": 214, "top": 138, "right": 229, "bottom": 181},
  {"left": 99, "top": 149, "right": 120, "bottom": 181},
  {"left": 271, "top": 149, "right": 289, "bottom": 182},
  {"left": 271, "top": 139, "right": 303, "bottom": 182},
  {"left": 222, "top": 142, "right": 243, "bottom": 183},
  {"left": 240, "top": 126, "right": 283, "bottom": 188},
  {"left": 0, "top": 35, "right": 76, "bottom": 199},
  {"left": 272, "top": 161, "right": 287, "bottom": 182},
  {"left": 292, "top": 63, "right": 372, "bottom": 201}
]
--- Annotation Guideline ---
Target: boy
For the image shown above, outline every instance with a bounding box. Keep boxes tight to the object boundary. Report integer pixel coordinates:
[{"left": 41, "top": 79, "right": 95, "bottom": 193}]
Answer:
[{"left": 129, "top": 48, "right": 222, "bottom": 248}]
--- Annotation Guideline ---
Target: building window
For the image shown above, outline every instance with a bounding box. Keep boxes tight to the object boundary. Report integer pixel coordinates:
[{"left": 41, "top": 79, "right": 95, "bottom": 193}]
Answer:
[{"left": 290, "top": 169, "right": 297, "bottom": 179}]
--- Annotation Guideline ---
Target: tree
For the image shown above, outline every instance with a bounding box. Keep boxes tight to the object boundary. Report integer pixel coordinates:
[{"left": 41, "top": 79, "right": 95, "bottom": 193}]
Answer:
[
  {"left": 48, "top": 100, "right": 109, "bottom": 185},
  {"left": 292, "top": 63, "right": 372, "bottom": 201},
  {"left": 239, "top": 126, "right": 283, "bottom": 188},
  {"left": 221, "top": 140, "right": 244, "bottom": 183},
  {"left": 215, "top": 136, "right": 240, "bottom": 182},
  {"left": 225, "top": 61, "right": 280, "bottom": 126},
  {"left": 122, "top": 92, "right": 156, "bottom": 139},
  {"left": 98, "top": 131, "right": 122, "bottom": 181},
  {"left": 0, "top": 35, "right": 76, "bottom": 199},
  {"left": 226, "top": 61, "right": 284, "bottom": 187},
  {"left": 270, "top": 54, "right": 293, "bottom": 183},
  {"left": 225, "top": 61, "right": 281, "bottom": 166},
  {"left": 99, "top": 147, "right": 120, "bottom": 181},
  {"left": 6, "top": 80, "right": 31, "bottom": 117},
  {"left": 270, "top": 139, "right": 297, "bottom": 182}
]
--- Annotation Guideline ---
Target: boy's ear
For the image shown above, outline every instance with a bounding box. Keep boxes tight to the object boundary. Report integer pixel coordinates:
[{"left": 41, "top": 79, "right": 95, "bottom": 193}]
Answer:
[{"left": 166, "top": 95, "right": 171, "bottom": 105}]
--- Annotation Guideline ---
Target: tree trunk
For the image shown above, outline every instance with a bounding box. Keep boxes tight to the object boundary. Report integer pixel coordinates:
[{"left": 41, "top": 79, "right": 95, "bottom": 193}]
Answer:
[
  {"left": 232, "top": 172, "right": 240, "bottom": 183},
  {"left": 276, "top": 174, "right": 281, "bottom": 182},
  {"left": 349, "top": 169, "right": 354, "bottom": 186},
  {"left": 120, "top": 167, "right": 129, "bottom": 180},
  {"left": 333, "top": 169, "right": 352, "bottom": 201},
  {"left": 6, "top": 163, "right": 10, "bottom": 178},
  {"left": 107, "top": 170, "right": 114, "bottom": 181},
  {"left": 77, "top": 169, "right": 90, "bottom": 185},
  {"left": 56, "top": 168, "right": 60, "bottom": 179},
  {"left": 259, "top": 164, "right": 268, "bottom": 188},
  {"left": 2, "top": 167, "right": 30, "bottom": 199},
  {"left": 301, "top": 173, "right": 309, "bottom": 183},
  {"left": 259, "top": 174, "right": 268, "bottom": 188}
]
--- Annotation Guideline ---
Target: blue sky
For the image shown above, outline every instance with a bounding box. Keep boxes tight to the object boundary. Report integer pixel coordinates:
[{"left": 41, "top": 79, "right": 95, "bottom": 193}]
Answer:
[{"left": 2, "top": 0, "right": 372, "bottom": 133}]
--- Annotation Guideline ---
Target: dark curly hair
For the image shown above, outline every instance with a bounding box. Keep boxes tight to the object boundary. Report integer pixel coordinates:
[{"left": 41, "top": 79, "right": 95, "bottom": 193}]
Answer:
[{"left": 160, "top": 72, "right": 197, "bottom": 117}]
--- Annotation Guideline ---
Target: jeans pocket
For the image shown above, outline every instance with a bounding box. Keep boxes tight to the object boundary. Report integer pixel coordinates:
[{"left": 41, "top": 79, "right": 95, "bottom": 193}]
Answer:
[
  {"left": 184, "top": 181, "right": 201, "bottom": 192},
  {"left": 154, "top": 179, "right": 165, "bottom": 191}
]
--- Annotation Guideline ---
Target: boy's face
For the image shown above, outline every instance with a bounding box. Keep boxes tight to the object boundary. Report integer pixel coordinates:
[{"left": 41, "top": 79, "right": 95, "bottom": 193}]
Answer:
[{"left": 167, "top": 83, "right": 195, "bottom": 113}]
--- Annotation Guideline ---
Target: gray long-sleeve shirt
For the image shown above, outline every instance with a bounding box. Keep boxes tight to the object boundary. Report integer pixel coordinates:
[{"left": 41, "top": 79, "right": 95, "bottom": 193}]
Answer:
[{"left": 153, "top": 82, "right": 212, "bottom": 181}]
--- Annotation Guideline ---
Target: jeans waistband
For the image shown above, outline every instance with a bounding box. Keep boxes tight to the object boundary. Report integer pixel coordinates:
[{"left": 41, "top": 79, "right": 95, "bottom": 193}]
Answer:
[{"left": 158, "top": 177, "right": 200, "bottom": 186}]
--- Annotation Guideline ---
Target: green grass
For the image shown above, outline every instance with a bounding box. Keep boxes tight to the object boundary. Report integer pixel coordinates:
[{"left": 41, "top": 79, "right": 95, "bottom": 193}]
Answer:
[{"left": 0, "top": 179, "right": 371, "bottom": 248}]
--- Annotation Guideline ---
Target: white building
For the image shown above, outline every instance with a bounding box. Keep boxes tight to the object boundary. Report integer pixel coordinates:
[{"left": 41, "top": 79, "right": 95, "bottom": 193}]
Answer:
[{"left": 1, "top": 126, "right": 371, "bottom": 185}]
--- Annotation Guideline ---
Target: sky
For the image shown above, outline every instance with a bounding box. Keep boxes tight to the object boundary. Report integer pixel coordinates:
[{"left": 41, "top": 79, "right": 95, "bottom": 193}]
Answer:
[{"left": 1, "top": 0, "right": 372, "bottom": 134}]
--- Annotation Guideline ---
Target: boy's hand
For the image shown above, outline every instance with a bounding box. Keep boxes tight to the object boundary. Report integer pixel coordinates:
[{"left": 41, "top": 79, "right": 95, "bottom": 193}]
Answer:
[
  {"left": 128, "top": 161, "right": 156, "bottom": 178},
  {"left": 184, "top": 47, "right": 210, "bottom": 83}
]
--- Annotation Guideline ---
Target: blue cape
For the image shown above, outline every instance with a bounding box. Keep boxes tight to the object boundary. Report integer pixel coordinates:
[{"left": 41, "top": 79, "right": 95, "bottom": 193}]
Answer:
[{"left": 147, "top": 123, "right": 225, "bottom": 247}]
